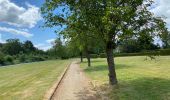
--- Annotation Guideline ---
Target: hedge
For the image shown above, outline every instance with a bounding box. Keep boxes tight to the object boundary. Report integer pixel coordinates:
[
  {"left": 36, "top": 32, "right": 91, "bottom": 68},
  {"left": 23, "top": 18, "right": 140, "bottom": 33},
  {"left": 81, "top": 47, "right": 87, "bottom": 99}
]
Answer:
[
  {"left": 90, "top": 54, "right": 99, "bottom": 58},
  {"left": 99, "top": 49, "right": 170, "bottom": 58}
]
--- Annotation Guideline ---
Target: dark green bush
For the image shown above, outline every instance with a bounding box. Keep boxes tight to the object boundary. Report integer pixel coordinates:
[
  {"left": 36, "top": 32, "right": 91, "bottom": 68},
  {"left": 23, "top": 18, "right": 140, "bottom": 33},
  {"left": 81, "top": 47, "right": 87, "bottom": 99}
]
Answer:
[
  {"left": 19, "top": 54, "right": 26, "bottom": 63},
  {"left": 99, "top": 53, "right": 107, "bottom": 58},
  {"left": 0, "top": 52, "right": 5, "bottom": 65},
  {"left": 61, "top": 56, "right": 69, "bottom": 59},
  {"left": 4, "top": 55, "right": 13, "bottom": 63},
  {"left": 90, "top": 54, "right": 99, "bottom": 58},
  {"left": 159, "top": 49, "right": 170, "bottom": 56},
  {"left": 29, "top": 56, "right": 45, "bottom": 62},
  {"left": 99, "top": 49, "right": 170, "bottom": 58}
]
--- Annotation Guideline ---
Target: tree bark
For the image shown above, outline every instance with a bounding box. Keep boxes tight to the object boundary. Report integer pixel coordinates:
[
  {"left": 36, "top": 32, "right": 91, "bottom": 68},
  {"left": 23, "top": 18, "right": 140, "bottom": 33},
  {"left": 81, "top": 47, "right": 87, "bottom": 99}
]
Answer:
[
  {"left": 106, "top": 41, "right": 118, "bottom": 85},
  {"left": 85, "top": 50, "right": 91, "bottom": 67},
  {"left": 80, "top": 52, "right": 83, "bottom": 62}
]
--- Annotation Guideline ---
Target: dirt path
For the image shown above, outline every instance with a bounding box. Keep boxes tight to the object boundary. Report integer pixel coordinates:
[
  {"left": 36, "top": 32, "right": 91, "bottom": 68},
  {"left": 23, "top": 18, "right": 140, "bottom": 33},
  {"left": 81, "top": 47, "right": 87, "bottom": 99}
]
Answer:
[{"left": 51, "top": 61, "right": 98, "bottom": 100}]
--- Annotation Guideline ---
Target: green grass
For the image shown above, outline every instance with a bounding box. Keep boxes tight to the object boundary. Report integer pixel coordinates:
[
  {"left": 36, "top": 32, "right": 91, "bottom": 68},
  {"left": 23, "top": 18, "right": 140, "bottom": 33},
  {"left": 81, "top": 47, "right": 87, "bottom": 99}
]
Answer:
[
  {"left": 0, "top": 60, "right": 71, "bottom": 100},
  {"left": 81, "top": 56, "right": 170, "bottom": 100}
]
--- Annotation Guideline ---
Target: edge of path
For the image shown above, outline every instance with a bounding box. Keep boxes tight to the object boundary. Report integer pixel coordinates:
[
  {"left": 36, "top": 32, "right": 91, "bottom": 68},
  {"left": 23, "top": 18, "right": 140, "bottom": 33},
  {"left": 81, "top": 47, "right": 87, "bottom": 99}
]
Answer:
[{"left": 43, "top": 62, "right": 72, "bottom": 100}]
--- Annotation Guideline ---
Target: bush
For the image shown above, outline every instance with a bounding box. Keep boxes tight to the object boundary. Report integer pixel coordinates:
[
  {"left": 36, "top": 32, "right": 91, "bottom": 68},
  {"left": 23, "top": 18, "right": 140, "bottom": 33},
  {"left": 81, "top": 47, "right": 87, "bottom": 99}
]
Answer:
[
  {"left": 61, "top": 56, "right": 69, "bottom": 59},
  {"left": 99, "top": 53, "right": 107, "bottom": 58},
  {"left": 99, "top": 49, "right": 170, "bottom": 58},
  {"left": 19, "top": 54, "right": 26, "bottom": 63},
  {"left": 4, "top": 55, "right": 13, "bottom": 63},
  {"left": 28, "top": 56, "right": 45, "bottom": 62},
  {"left": 0, "top": 52, "right": 5, "bottom": 65},
  {"left": 90, "top": 54, "right": 99, "bottom": 58},
  {"left": 159, "top": 49, "right": 170, "bottom": 56}
]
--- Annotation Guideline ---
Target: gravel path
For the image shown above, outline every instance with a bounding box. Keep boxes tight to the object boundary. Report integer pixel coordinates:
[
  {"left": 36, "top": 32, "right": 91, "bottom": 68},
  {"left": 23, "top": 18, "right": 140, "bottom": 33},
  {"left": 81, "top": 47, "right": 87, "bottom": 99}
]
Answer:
[{"left": 51, "top": 61, "right": 98, "bottom": 100}]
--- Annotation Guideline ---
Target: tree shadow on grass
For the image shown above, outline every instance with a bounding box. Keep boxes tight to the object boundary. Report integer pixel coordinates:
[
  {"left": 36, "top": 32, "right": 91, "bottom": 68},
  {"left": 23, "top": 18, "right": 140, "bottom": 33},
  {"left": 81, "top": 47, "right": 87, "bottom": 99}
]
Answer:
[
  {"left": 95, "top": 77, "right": 170, "bottom": 100},
  {"left": 84, "top": 64, "right": 132, "bottom": 72},
  {"left": 126, "top": 77, "right": 170, "bottom": 100}
]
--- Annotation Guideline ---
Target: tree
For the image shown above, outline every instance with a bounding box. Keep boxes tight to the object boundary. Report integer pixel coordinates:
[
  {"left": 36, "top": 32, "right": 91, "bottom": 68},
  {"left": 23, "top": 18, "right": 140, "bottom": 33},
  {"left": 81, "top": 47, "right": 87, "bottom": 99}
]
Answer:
[
  {"left": 161, "top": 31, "right": 170, "bottom": 48},
  {"left": 23, "top": 40, "right": 36, "bottom": 53},
  {"left": 61, "top": 28, "right": 93, "bottom": 66},
  {"left": 2, "top": 39, "right": 23, "bottom": 55},
  {"left": 41, "top": 0, "right": 168, "bottom": 85}
]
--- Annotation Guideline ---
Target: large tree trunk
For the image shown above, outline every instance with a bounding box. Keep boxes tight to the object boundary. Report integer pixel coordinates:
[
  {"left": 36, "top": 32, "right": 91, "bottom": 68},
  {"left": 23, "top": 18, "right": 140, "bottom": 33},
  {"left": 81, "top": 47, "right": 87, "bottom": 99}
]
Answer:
[
  {"left": 106, "top": 41, "right": 118, "bottom": 85},
  {"left": 80, "top": 52, "right": 83, "bottom": 62},
  {"left": 85, "top": 50, "right": 91, "bottom": 67}
]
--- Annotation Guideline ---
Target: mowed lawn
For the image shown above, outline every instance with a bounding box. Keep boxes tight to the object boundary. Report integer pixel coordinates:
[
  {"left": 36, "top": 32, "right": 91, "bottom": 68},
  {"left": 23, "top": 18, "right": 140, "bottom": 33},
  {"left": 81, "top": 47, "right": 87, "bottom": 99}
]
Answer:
[
  {"left": 0, "top": 60, "right": 71, "bottom": 100},
  {"left": 81, "top": 56, "right": 170, "bottom": 100}
]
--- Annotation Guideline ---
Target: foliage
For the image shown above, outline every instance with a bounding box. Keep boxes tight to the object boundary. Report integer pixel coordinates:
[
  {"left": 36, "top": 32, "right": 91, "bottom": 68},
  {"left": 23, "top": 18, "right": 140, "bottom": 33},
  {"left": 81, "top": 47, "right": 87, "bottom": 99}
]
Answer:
[
  {"left": 28, "top": 56, "right": 44, "bottom": 62},
  {"left": 41, "top": 0, "right": 168, "bottom": 84},
  {"left": 2, "top": 39, "right": 23, "bottom": 55},
  {"left": 90, "top": 54, "right": 99, "bottom": 58},
  {"left": 0, "top": 38, "right": 50, "bottom": 66},
  {"left": 99, "top": 49, "right": 170, "bottom": 58},
  {"left": 23, "top": 40, "right": 36, "bottom": 53},
  {"left": 159, "top": 49, "right": 170, "bottom": 55},
  {"left": 100, "top": 53, "right": 107, "bottom": 58},
  {"left": 18, "top": 54, "right": 26, "bottom": 63},
  {"left": 0, "top": 52, "right": 4, "bottom": 65},
  {"left": 4, "top": 55, "right": 13, "bottom": 64}
]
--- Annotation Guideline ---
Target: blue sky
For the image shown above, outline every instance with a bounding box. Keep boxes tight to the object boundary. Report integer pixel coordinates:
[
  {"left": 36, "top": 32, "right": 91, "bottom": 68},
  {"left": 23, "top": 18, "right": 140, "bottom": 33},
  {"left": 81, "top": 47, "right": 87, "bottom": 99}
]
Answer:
[
  {"left": 0, "top": 0, "right": 169, "bottom": 50},
  {"left": 0, "top": 0, "right": 60, "bottom": 50}
]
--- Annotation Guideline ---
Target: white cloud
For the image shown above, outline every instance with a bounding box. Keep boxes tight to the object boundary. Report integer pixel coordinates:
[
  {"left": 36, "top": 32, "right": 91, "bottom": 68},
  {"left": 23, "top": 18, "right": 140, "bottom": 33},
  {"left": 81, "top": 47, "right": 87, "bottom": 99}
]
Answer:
[
  {"left": 0, "top": 0, "right": 41, "bottom": 28},
  {"left": 0, "top": 26, "right": 33, "bottom": 37},
  {"left": 35, "top": 43, "right": 52, "bottom": 51},
  {"left": 151, "top": 0, "right": 170, "bottom": 27},
  {"left": 46, "top": 39, "right": 55, "bottom": 44}
]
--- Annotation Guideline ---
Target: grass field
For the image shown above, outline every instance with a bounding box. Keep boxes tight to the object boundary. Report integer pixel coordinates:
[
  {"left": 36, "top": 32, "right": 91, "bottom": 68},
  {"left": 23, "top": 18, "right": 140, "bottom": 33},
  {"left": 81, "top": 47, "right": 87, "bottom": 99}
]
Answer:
[
  {"left": 0, "top": 60, "right": 71, "bottom": 100},
  {"left": 81, "top": 56, "right": 170, "bottom": 100}
]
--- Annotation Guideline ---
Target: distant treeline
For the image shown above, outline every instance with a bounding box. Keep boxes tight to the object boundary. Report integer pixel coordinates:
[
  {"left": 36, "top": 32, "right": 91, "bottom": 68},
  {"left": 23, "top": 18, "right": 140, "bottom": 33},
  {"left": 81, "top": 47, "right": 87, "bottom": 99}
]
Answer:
[
  {"left": 0, "top": 38, "right": 81, "bottom": 66},
  {"left": 0, "top": 37, "right": 169, "bottom": 66},
  {"left": 0, "top": 39, "right": 49, "bottom": 66}
]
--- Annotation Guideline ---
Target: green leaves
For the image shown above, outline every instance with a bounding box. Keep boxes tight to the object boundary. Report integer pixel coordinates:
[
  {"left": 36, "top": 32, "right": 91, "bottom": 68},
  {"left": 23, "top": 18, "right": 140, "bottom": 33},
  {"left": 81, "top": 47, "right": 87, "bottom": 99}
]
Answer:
[{"left": 41, "top": 0, "right": 168, "bottom": 49}]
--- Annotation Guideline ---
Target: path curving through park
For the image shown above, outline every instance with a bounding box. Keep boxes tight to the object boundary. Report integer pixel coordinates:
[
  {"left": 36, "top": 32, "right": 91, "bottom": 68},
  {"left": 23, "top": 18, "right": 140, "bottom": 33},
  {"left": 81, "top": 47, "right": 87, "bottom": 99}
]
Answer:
[{"left": 51, "top": 61, "right": 98, "bottom": 100}]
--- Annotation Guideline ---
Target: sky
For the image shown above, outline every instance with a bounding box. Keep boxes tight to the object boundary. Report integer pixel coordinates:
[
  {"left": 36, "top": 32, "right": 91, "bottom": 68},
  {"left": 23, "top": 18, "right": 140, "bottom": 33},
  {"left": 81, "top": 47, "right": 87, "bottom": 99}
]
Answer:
[
  {"left": 0, "top": 0, "right": 59, "bottom": 51},
  {"left": 0, "top": 0, "right": 169, "bottom": 50}
]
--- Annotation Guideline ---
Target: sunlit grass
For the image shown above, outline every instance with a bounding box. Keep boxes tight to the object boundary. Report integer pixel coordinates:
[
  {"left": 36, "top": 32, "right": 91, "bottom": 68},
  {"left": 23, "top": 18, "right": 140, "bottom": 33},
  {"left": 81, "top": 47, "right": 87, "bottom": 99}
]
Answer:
[
  {"left": 81, "top": 56, "right": 170, "bottom": 100},
  {"left": 0, "top": 60, "right": 71, "bottom": 100}
]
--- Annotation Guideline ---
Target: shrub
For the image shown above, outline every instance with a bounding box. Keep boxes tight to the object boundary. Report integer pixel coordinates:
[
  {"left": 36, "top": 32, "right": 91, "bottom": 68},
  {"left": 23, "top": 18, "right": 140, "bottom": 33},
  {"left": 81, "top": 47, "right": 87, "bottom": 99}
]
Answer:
[
  {"left": 99, "top": 49, "right": 170, "bottom": 58},
  {"left": 0, "top": 52, "right": 5, "bottom": 65},
  {"left": 99, "top": 53, "right": 107, "bottom": 58},
  {"left": 4, "top": 55, "right": 13, "bottom": 63},
  {"left": 90, "top": 54, "right": 99, "bottom": 58},
  {"left": 61, "top": 56, "right": 69, "bottom": 59},
  {"left": 28, "top": 56, "right": 45, "bottom": 62},
  {"left": 159, "top": 49, "right": 170, "bottom": 56},
  {"left": 19, "top": 54, "right": 26, "bottom": 63}
]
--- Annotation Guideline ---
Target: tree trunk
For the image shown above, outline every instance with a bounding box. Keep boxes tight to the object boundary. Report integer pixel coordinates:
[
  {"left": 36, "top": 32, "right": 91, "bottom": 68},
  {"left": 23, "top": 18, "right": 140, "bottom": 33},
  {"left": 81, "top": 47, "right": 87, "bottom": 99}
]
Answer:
[
  {"left": 85, "top": 50, "right": 91, "bottom": 67},
  {"left": 80, "top": 52, "right": 83, "bottom": 62},
  {"left": 106, "top": 41, "right": 118, "bottom": 85}
]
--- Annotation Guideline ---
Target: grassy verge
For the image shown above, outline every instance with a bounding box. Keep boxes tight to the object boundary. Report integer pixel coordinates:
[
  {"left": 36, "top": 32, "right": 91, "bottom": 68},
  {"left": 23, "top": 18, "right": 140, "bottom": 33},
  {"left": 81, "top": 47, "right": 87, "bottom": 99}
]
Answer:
[
  {"left": 81, "top": 56, "right": 170, "bottom": 100},
  {"left": 0, "top": 59, "right": 71, "bottom": 100}
]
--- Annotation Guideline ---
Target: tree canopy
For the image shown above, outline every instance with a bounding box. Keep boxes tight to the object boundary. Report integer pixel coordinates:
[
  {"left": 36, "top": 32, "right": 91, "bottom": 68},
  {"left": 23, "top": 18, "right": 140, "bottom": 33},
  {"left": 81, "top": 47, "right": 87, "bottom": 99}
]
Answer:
[{"left": 41, "top": 0, "right": 168, "bottom": 85}]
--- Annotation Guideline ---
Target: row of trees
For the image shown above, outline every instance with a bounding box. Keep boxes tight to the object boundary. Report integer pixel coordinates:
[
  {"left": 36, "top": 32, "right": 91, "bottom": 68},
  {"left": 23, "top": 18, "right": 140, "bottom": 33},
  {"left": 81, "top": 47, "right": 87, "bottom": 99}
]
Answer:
[
  {"left": 0, "top": 39, "right": 47, "bottom": 65},
  {"left": 42, "top": 0, "right": 169, "bottom": 85},
  {"left": 0, "top": 39, "right": 37, "bottom": 55}
]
